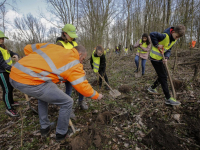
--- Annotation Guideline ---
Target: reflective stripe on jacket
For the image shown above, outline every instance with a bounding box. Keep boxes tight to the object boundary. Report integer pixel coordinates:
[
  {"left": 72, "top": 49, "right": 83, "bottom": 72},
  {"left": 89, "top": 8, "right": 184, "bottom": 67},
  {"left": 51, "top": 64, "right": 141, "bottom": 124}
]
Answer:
[
  {"left": 10, "top": 43, "right": 99, "bottom": 99},
  {"left": 150, "top": 33, "right": 177, "bottom": 60},
  {"left": 0, "top": 47, "right": 13, "bottom": 73},
  {"left": 57, "top": 40, "right": 78, "bottom": 49},
  {"left": 137, "top": 39, "right": 148, "bottom": 54}
]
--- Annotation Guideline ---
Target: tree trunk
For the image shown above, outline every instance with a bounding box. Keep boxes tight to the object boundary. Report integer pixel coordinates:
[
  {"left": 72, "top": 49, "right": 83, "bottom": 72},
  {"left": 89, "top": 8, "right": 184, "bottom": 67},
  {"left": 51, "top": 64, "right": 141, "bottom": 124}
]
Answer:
[
  {"left": 166, "top": 0, "right": 171, "bottom": 26},
  {"left": 193, "top": 64, "right": 200, "bottom": 81}
]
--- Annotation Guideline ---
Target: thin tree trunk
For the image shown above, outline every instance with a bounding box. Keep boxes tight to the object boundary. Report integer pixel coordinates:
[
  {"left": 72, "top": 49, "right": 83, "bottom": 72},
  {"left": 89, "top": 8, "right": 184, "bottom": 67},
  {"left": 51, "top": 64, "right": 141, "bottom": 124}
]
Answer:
[{"left": 193, "top": 64, "right": 199, "bottom": 81}]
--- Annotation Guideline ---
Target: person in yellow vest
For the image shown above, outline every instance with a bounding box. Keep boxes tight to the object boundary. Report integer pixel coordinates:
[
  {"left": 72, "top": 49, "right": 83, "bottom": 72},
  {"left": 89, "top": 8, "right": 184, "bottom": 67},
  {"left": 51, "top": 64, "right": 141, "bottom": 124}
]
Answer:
[
  {"left": 90, "top": 45, "right": 109, "bottom": 90},
  {"left": 124, "top": 46, "right": 128, "bottom": 55},
  {"left": 56, "top": 24, "right": 88, "bottom": 111},
  {"left": 134, "top": 33, "right": 151, "bottom": 75},
  {"left": 107, "top": 48, "right": 109, "bottom": 53},
  {"left": 0, "top": 30, "right": 19, "bottom": 117},
  {"left": 147, "top": 25, "right": 185, "bottom": 106},
  {"left": 115, "top": 46, "right": 119, "bottom": 54}
]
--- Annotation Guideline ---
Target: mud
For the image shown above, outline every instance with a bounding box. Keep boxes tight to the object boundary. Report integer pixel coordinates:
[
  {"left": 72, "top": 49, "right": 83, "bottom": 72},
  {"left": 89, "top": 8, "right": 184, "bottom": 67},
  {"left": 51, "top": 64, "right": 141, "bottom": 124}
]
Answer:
[
  {"left": 173, "top": 79, "right": 187, "bottom": 91},
  {"left": 118, "top": 85, "right": 131, "bottom": 93}
]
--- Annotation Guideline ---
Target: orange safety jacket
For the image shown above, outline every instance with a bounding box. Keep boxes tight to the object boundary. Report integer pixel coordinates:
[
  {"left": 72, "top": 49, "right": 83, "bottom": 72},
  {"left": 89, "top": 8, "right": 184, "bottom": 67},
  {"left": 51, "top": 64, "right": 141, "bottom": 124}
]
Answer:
[{"left": 10, "top": 43, "right": 99, "bottom": 99}]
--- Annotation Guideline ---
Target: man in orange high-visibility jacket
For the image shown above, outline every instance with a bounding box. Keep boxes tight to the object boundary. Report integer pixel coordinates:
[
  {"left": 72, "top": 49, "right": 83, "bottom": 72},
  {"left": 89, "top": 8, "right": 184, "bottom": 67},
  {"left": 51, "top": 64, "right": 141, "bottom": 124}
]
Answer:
[{"left": 9, "top": 43, "right": 103, "bottom": 142}]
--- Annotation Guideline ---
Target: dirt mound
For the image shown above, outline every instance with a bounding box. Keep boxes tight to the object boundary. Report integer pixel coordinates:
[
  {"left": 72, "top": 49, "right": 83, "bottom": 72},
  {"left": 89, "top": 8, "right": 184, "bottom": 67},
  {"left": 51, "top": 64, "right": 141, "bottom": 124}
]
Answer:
[
  {"left": 181, "top": 106, "right": 200, "bottom": 145},
  {"left": 96, "top": 111, "right": 113, "bottom": 125},
  {"left": 70, "top": 126, "right": 103, "bottom": 149},
  {"left": 91, "top": 79, "right": 99, "bottom": 86},
  {"left": 70, "top": 130, "right": 92, "bottom": 150},
  {"left": 173, "top": 79, "right": 186, "bottom": 91},
  {"left": 118, "top": 85, "right": 131, "bottom": 93},
  {"left": 142, "top": 118, "right": 182, "bottom": 150}
]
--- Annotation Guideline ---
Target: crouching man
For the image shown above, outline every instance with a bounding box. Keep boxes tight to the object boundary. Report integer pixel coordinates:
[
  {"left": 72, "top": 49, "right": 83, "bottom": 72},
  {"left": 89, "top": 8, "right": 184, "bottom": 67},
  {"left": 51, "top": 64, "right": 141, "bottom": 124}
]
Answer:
[{"left": 9, "top": 43, "right": 103, "bottom": 141}]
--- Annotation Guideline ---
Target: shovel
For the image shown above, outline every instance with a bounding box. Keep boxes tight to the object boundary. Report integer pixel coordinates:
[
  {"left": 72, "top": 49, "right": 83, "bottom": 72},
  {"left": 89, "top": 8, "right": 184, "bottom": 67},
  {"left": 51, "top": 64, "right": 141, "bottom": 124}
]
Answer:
[
  {"left": 135, "top": 53, "right": 142, "bottom": 78},
  {"left": 159, "top": 47, "right": 176, "bottom": 99},
  {"left": 97, "top": 73, "right": 121, "bottom": 98}
]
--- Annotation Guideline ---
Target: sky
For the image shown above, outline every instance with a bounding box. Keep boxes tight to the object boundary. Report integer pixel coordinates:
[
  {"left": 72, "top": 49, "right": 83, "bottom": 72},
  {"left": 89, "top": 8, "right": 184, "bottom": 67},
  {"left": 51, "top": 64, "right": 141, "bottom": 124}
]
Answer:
[{"left": 4, "top": 0, "right": 55, "bottom": 33}]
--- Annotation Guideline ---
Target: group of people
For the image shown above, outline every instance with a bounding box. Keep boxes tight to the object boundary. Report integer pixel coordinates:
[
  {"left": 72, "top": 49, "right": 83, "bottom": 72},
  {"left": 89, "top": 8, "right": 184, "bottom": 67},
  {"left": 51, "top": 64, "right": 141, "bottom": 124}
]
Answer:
[{"left": 0, "top": 23, "right": 185, "bottom": 141}]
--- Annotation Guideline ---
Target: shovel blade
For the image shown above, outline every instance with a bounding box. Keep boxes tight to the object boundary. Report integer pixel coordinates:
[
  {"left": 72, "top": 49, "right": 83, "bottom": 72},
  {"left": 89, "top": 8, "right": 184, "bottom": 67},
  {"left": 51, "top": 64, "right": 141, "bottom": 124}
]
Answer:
[
  {"left": 109, "top": 89, "right": 121, "bottom": 98},
  {"left": 135, "top": 72, "right": 142, "bottom": 78}
]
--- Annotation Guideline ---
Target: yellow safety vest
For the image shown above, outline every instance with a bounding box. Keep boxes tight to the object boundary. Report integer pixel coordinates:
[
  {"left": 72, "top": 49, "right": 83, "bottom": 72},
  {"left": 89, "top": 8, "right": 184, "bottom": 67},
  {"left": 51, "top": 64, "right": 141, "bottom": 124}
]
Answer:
[
  {"left": 92, "top": 50, "right": 106, "bottom": 73},
  {"left": 150, "top": 33, "right": 176, "bottom": 60},
  {"left": 0, "top": 47, "right": 13, "bottom": 73},
  {"left": 57, "top": 40, "right": 78, "bottom": 49},
  {"left": 137, "top": 39, "right": 148, "bottom": 54},
  {"left": 125, "top": 48, "right": 128, "bottom": 52},
  {"left": 107, "top": 49, "right": 109, "bottom": 52}
]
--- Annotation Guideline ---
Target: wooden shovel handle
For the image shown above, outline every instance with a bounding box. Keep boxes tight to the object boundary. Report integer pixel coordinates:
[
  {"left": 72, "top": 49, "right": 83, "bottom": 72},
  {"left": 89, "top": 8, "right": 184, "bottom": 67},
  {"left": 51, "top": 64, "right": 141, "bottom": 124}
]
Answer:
[
  {"left": 160, "top": 47, "right": 176, "bottom": 99},
  {"left": 24, "top": 94, "right": 29, "bottom": 101},
  {"left": 97, "top": 72, "right": 114, "bottom": 92},
  {"left": 69, "top": 119, "right": 76, "bottom": 133}
]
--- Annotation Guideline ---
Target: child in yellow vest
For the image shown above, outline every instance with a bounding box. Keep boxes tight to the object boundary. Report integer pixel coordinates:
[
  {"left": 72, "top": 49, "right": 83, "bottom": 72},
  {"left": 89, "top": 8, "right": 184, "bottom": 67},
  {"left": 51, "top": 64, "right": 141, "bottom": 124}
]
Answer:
[
  {"left": 56, "top": 24, "right": 88, "bottom": 111},
  {"left": 134, "top": 33, "right": 151, "bottom": 75},
  {"left": 124, "top": 47, "right": 128, "bottom": 55},
  {"left": 90, "top": 45, "right": 109, "bottom": 90},
  {"left": 0, "top": 31, "right": 19, "bottom": 117},
  {"left": 147, "top": 25, "right": 185, "bottom": 106}
]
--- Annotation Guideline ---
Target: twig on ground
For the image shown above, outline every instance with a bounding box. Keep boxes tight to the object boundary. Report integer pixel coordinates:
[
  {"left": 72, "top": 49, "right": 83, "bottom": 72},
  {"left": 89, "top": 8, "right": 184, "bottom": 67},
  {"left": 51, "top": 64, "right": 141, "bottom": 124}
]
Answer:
[{"left": 0, "top": 108, "right": 28, "bottom": 134}]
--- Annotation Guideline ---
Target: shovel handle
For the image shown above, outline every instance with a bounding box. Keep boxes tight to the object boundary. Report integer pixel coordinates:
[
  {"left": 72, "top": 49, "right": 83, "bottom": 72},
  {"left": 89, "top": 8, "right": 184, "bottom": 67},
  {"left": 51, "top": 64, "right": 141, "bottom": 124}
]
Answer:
[
  {"left": 69, "top": 119, "right": 76, "bottom": 133},
  {"left": 97, "top": 72, "right": 114, "bottom": 92},
  {"left": 24, "top": 94, "right": 29, "bottom": 101},
  {"left": 159, "top": 47, "right": 176, "bottom": 99}
]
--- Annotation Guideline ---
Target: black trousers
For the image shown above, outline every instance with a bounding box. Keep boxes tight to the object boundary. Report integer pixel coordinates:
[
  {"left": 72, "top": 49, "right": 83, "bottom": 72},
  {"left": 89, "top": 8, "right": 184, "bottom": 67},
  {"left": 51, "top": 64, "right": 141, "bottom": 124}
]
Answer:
[
  {"left": 0, "top": 72, "right": 14, "bottom": 110},
  {"left": 151, "top": 60, "right": 171, "bottom": 99},
  {"left": 98, "top": 68, "right": 109, "bottom": 87}
]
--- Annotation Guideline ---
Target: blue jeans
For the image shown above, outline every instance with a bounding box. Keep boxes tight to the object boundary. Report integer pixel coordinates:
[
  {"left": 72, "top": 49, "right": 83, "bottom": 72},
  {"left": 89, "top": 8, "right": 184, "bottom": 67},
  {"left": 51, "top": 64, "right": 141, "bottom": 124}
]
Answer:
[
  {"left": 65, "top": 81, "right": 84, "bottom": 102},
  {"left": 135, "top": 55, "right": 147, "bottom": 75}
]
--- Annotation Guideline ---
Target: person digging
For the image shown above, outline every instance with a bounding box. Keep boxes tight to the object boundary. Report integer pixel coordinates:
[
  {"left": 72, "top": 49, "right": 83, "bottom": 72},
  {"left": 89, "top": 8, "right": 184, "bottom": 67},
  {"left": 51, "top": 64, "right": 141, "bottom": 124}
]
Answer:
[
  {"left": 10, "top": 44, "right": 103, "bottom": 142},
  {"left": 148, "top": 24, "right": 185, "bottom": 106},
  {"left": 90, "top": 45, "right": 110, "bottom": 90}
]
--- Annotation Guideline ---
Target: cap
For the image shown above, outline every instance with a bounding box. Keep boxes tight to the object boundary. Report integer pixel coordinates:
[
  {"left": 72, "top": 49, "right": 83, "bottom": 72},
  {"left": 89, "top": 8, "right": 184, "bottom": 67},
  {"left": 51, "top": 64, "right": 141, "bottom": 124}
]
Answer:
[
  {"left": 0, "top": 31, "right": 8, "bottom": 39},
  {"left": 62, "top": 24, "right": 78, "bottom": 38}
]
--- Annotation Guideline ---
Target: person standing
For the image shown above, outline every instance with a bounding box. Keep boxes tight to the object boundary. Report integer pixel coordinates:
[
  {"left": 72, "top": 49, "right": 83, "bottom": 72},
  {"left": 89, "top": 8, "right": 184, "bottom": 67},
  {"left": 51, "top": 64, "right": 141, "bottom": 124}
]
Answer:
[
  {"left": 56, "top": 24, "right": 88, "bottom": 110},
  {"left": 124, "top": 46, "right": 128, "bottom": 55},
  {"left": 0, "top": 30, "right": 19, "bottom": 117},
  {"left": 134, "top": 33, "right": 151, "bottom": 75}
]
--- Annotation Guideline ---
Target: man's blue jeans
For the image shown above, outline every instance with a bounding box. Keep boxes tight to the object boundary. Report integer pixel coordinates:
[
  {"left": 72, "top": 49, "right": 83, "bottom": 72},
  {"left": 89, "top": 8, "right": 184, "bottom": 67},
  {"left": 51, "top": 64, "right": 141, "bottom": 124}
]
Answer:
[
  {"left": 135, "top": 55, "right": 147, "bottom": 75},
  {"left": 65, "top": 81, "right": 84, "bottom": 102}
]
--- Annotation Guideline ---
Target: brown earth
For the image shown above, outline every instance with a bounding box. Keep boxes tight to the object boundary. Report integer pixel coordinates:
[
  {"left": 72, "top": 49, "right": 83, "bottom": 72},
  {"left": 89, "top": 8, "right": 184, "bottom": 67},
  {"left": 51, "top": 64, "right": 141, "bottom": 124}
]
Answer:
[{"left": 0, "top": 49, "right": 199, "bottom": 150}]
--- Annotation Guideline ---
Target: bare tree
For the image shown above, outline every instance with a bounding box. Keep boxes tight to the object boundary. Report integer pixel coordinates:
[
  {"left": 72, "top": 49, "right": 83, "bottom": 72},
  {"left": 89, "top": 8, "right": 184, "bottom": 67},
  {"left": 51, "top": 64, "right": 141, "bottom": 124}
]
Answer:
[{"left": 14, "top": 14, "right": 47, "bottom": 44}]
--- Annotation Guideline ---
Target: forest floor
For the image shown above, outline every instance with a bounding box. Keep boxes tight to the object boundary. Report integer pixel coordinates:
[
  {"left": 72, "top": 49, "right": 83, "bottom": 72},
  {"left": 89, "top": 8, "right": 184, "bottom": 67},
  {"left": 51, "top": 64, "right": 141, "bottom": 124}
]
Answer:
[{"left": 0, "top": 48, "right": 200, "bottom": 150}]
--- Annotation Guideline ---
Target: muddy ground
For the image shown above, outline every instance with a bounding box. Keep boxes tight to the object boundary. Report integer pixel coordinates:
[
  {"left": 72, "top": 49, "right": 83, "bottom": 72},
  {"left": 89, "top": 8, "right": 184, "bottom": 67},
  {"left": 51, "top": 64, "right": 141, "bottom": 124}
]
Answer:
[{"left": 0, "top": 48, "right": 199, "bottom": 150}]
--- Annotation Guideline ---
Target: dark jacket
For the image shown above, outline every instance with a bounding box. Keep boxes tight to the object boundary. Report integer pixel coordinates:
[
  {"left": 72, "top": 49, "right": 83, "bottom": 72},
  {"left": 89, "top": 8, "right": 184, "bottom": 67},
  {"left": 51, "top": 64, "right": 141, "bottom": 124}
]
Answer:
[
  {"left": 90, "top": 53, "right": 106, "bottom": 72},
  {"left": 0, "top": 45, "right": 18, "bottom": 73},
  {"left": 150, "top": 27, "right": 175, "bottom": 59}
]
